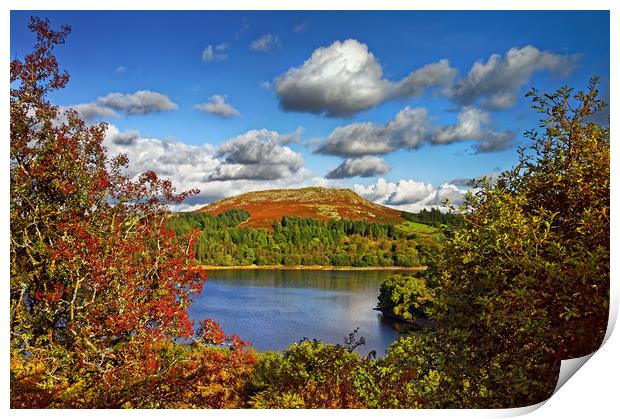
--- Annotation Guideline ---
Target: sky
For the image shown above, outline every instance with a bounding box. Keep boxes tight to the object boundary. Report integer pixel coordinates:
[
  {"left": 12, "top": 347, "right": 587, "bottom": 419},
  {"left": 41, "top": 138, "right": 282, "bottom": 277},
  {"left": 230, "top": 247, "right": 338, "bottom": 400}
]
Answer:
[{"left": 10, "top": 10, "right": 610, "bottom": 212}]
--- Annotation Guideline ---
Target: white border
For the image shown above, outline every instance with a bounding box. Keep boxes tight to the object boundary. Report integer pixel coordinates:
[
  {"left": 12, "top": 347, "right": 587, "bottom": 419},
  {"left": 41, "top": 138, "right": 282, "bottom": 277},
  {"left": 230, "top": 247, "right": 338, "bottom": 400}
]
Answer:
[
  {"left": 2, "top": 1, "right": 617, "bottom": 418},
  {"left": 1, "top": 0, "right": 617, "bottom": 11}
]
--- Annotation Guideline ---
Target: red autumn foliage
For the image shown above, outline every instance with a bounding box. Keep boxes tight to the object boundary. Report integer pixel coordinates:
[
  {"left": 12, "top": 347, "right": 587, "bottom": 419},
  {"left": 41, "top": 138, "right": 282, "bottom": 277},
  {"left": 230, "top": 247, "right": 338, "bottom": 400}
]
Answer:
[
  {"left": 197, "top": 319, "right": 227, "bottom": 345},
  {"left": 10, "top": 17, "right": 255, "bottom": 408}
]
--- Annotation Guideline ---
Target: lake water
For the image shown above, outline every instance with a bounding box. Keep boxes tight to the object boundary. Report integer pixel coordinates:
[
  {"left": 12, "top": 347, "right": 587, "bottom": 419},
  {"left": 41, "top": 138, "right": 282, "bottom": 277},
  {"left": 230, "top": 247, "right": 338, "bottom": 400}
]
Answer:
[{"left": 187, "top": 269, "right": 404, "bottom": 356}]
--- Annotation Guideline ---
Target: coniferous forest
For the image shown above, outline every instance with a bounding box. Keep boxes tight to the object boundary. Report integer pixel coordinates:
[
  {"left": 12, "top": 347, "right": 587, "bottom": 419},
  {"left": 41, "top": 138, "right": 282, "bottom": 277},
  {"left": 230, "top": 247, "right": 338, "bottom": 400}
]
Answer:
[{"left": 167, "top": 210, "right": 444, "bottom": 267}]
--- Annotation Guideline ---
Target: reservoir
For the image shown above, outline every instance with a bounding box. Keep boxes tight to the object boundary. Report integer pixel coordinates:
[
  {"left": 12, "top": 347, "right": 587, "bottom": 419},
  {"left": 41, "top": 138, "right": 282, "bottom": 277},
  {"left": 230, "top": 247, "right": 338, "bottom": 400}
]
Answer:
[{"left": 187, "top": 269, "right": 403, "bottom": 356}]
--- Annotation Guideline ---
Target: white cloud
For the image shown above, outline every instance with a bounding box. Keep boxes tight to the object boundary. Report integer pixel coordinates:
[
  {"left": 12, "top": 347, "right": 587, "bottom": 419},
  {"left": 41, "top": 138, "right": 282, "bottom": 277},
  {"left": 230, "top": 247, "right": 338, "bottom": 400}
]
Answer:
[
  {"left": 431, "top": 107, "right": 516, "bottom": 152},
  {"left": 104, "top": 125, "right": 219, "bottom": 190},
  {"left": 251, "top": 34, "right": 280, "bottom": 52},
  {"left": 326, "top": 156, "right": 390, "bottom": 179},
  {"left": 447, "top": 45, "right": 578, "bottom": 109},
  {"left": 391, "top": 59, "right": 457, "bottom": 99},
  {"left": 202, "top": 43, "right": 230, "bottom": 62},
  {"left": 62, "top": 103, "right": 119, "bottom": 121},
  {"left": 194, "top": 95, "right": 241, "bottom": 118},
  {"left": 274, "top": 39, "right": 456, "bottom": 117},
  {"left": 210, "top": 128, "right": 305, "bottom": 181},
  {"left": 103, "top": 125, "right": 312, "bottom": 211},
  {"left": 352, "top": 178, "right": 396, "bottom": 202},
  {"left": 450, "top": 171, "right": 501, "bottom": 187},
  {"left": 275, "top": 42, "right": 576, "bottom": 116},
  {"left": 105, "top": 125, "right": 140, "bottom": 145},
  {"left": 475, "top": 131, "right": 516, "bottom": 153},
  {"left": 431, "top": 107, "right": 489, "bottom": 144},
  {"left": 384, "top": 179, "right": 435, "bottom": 205},
  {"left": 317, "top": 107, "right": 430, "bottom": 156},
  {"left": 62, "top": 90, "right": 177, "bottom": 122},
  {"left": 354, "top": 178, "right": 467, "bottom": 212},
  {"left": 96, "top": 90, "right": 178, "bottom": 115},
  {"left": 317, "top": 106, "right": 514, "bottom": 157}
]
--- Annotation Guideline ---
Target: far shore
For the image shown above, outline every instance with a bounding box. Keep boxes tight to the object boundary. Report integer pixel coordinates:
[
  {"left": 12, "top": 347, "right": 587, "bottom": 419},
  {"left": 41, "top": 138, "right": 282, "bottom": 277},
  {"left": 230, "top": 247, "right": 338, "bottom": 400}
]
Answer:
[{"left": 197, "top": 264, "right": 427, "bottom": 271}]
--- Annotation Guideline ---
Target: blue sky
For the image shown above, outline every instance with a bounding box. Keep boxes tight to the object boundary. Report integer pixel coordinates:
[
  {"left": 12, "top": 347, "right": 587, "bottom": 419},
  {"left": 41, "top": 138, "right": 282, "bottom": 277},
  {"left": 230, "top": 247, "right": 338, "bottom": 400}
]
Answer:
[{"left": 10, "top": 10, "right": 610, "bottom": 211}]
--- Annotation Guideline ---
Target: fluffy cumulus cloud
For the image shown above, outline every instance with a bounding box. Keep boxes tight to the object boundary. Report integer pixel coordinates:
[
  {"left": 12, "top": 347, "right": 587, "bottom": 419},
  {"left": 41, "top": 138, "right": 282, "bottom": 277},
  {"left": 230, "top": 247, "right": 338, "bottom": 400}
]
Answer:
[
  {"left": 66, "top": 90, "right": 178, "bottom": 121},
  {"left": 97, "top": 91, "right": 178, "bottom": 115},
  {"left": 105, "top": 125, "right": 140, "bottom": 146},
  {"left": 209, "top": 128, "right": 305, "bottom": 181},
  {"left": 103, "top": 125, "right": 219, "bottom": 188},
  {"left": 274, "top": 39, "right": 456, "bottom": 117},
  {"left": 354, "top": 178, "right": 467, "bottom": 212},
  {"left": 391, "top": 59, "right": 458, "bottom": 99},
  {"left": 202, "top": 43, "right": 230, "bottom": 62},
  {"left": 475, "top": 131, "right": 516, "bottom": 153},
  {"left": 317, "top": 107, "right": 430, "bottom": 157},
  {"left": 352, "top": 177, "right": 396, "bottom": 202},
  {"left": 430, "top": 107, "right": 515, "bottom": 152},
  {"left": 251, "top": 34, "right": 280, "bottom": 52},
  {"left": 64, "top": 103, "right": 119, "bottom": 121},
  {"left": 430, "top": 106, "right": 516, "bottom": 153},
  {"left": 194, "top": 95, "right": 241, "bottom": 118},
  {"left": 103, "top": 125, "right": 312, "bottom": 211},
  {"left": 447, "top": 45, "right": 578, "bottom": 109},
  {"left": 275, "top": 42, "right": 576, "bottom": 116},
  {"left": 326, "top": 156, "right": 390, "bottom": 179},
  {"left": 383, "top": 179, "right": 436, "bottom": 205},
  {"left": 317, "top": 106, "right": 514, "bottom": 160},
  {"left": 431, "top": 107, "right": 489, "bottom": 144}
]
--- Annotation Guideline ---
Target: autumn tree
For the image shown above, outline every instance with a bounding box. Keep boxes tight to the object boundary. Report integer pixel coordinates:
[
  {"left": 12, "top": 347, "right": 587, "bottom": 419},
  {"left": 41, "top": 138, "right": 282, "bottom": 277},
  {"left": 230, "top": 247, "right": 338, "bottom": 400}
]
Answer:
[
  {"left": 383, "top": 78, "right": 609, "bottom": 408},
  {"left": 10, "top": 17, "right": 255, "bottom": 408}
]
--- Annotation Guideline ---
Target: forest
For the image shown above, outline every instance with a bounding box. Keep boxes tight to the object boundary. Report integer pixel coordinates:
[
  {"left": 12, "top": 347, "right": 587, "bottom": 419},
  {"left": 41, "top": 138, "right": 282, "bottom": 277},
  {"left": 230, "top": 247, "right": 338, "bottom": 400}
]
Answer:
[
  {"left": 10, "top": 18, "right": 609, "bottom": 409},
  {"left": 401, "top": 208, "right": 463, "bottom": 228},
  {"left": 167, "top": 210, "right": 443, "bottom": 267}
]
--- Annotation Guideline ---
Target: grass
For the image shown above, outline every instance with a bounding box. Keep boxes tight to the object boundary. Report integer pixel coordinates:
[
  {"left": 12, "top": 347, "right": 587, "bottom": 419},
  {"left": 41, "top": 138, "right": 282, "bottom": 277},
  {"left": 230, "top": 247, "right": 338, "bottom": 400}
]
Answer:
[{"left": 395, "top": 221, "right": 439, "bottom": 236}]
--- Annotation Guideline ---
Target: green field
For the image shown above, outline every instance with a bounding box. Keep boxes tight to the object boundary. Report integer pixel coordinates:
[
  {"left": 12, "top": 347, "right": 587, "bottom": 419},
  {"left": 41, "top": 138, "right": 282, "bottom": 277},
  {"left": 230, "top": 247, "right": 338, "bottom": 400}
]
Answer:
[{"left": 396, "top": 221, "right": 438, "bottom": 234}]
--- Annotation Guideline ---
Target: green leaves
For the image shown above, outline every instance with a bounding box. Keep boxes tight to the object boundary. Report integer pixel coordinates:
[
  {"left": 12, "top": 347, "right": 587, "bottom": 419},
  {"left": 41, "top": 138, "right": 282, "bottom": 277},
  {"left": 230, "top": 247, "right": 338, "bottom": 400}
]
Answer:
[
  {"left": 377, "top": 273, "right": 436, "bottom": 321},
  {"left": 249, "top": 340, "right": 368, "bottom": 408},
  {"left": 417, "top": 78, "right": 609, "bottom": 407},
  {"left": 372, "top": 78, "right": 608, "bottom": 409}
]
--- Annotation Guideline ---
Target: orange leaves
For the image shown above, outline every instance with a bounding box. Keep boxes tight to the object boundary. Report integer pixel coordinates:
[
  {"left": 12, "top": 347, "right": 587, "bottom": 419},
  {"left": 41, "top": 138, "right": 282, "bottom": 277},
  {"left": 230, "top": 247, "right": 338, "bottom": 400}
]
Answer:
[
  {"left": 10, "top": 16, "right": 217, "bottom": 408},
  {"left": 196, "top": 319, "right": 227, "bottom": 346},
  {"left": 10, "top": 16, "right": 259, "bottom": 409}
]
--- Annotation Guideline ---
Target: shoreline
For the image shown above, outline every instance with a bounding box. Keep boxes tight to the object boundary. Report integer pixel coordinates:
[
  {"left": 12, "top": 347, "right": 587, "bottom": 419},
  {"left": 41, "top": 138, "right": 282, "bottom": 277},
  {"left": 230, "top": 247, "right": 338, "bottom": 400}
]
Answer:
[{"left": 197, "top": 264, "right": 426, "bottom": 271}]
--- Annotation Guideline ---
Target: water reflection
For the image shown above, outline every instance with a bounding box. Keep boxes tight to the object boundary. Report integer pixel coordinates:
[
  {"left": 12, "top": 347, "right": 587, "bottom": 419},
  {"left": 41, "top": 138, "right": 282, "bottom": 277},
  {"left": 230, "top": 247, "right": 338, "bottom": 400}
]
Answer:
[{"left": 187, "top": 269, "right": 406, "bottom": 356}]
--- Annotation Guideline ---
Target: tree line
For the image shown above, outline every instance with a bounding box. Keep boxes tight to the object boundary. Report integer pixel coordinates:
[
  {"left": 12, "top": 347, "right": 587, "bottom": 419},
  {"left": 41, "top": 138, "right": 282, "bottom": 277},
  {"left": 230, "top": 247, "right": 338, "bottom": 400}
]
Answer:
[
  {"left": 167, "top": 211, "right": 440, "bottom": 267},
  {"left": 401, "top": 208, "right": 462, "bottom": 227}
]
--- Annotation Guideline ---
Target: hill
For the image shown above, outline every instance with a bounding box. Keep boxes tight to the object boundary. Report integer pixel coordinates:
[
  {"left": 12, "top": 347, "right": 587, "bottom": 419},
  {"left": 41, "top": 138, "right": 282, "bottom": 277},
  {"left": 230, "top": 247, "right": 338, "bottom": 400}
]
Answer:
[
  {"left": 198, "top": 187, "right": 405, "bottom": 229},
  {"left": 169, "top": 187, "right": 446, "bottom": 267}
]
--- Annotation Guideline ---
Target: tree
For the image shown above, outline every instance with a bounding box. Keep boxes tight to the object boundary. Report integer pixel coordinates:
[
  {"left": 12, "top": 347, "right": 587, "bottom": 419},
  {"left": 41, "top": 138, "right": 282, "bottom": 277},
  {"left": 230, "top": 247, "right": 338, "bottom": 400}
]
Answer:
[
  {"left": 388, "top": 79, "right": 609, "bottom": 408},
  {"left": 10, "top": 17, "right": 256, "bottom": 408},
  {"left": 377, "top": 273, "right": 435, "bottom": 321}
]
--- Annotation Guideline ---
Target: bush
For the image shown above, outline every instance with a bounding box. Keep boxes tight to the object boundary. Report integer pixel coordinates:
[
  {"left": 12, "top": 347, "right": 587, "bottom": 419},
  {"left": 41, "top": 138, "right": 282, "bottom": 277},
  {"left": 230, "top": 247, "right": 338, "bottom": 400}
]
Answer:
[
  {"left": 249, "top": 338, "right": 371, "bottom": 408},
  {"left": 377, "top": 273, "right": 435, "bottom": 321}
]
